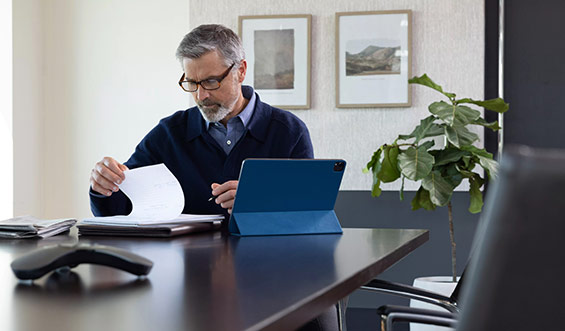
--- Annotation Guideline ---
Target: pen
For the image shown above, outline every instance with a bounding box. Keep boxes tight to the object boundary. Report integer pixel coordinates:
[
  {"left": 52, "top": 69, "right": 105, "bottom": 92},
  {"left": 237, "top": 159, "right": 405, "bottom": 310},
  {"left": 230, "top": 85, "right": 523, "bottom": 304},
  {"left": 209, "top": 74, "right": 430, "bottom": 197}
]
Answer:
[{"left": 208, "top": 196, "right": 216, "bottom": 202}]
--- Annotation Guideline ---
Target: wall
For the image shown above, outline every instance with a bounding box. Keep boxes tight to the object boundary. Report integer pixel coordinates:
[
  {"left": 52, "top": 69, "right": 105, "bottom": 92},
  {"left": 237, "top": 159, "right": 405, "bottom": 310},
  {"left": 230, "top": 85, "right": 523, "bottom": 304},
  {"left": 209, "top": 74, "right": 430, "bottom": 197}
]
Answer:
[
  {"left": 13, "top": 0, "right": 44, "bottom": 217},
  {"left": 189, "top": 0, "right": 485, "bottom": 191},
  {"left": 12, "top": 0, "right": 190, "bottom": 219},
  {"left": 1, "top": 0, "right": 13, "bottom": 219}
]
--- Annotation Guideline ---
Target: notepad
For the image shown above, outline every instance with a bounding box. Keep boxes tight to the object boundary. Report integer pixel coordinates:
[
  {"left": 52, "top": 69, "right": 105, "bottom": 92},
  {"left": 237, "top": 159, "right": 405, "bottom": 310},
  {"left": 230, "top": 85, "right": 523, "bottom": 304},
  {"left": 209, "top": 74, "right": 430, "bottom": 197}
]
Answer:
[{"left": 81, "top": 164, "right": 223, "bottom": 227}]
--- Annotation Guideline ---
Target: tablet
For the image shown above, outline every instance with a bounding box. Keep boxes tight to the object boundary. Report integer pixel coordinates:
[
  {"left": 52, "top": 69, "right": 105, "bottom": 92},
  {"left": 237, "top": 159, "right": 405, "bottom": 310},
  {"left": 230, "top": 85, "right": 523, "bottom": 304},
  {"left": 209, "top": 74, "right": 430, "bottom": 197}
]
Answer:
[{"left": 229, "top": 159, "right": 346, "bottom": 236}]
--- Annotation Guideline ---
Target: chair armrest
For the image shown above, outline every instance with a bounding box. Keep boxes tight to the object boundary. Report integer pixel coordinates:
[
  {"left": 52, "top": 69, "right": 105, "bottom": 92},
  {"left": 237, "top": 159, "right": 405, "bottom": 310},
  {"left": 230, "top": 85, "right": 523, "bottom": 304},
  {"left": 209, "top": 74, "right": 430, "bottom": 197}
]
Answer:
[
  {"left": 377, "top": 304, "right": 457, "bottom": 319},
  {"left": 360, "top": 279, "right": 459, "bottom": 313},
  {"left": 385, "top": 312, "right": 457, "bottom": 330}
]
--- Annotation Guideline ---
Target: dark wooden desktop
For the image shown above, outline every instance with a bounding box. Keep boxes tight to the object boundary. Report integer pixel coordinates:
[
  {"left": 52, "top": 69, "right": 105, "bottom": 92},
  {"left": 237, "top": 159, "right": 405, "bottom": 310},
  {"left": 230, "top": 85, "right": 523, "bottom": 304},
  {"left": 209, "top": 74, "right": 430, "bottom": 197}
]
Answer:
[{"left": 0, "top": 227, "right": 428, "bottom": 331}]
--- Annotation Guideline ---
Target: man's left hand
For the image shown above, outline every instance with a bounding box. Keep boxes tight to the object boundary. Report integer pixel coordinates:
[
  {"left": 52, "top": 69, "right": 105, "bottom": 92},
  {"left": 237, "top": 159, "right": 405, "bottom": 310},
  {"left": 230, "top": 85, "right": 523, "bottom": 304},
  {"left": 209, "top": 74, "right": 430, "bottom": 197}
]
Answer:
[{"left": 211, "top": 180, "right": 238, "bottom": 214}]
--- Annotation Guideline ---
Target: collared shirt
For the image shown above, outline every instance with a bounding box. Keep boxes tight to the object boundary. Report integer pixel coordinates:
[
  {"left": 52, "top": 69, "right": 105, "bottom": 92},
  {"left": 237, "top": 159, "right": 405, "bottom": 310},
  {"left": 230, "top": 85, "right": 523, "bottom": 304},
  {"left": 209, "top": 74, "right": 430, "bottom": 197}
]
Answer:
[{"left": 205, "top": 89, "right": 257, "bottom": 154}]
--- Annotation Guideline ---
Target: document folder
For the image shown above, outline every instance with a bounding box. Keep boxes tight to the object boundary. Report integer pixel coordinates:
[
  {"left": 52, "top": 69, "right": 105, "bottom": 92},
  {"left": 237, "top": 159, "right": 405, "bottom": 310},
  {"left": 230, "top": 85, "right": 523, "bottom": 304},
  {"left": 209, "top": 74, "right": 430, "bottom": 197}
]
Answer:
[{"left": 229, "top": 159, "right": 346, "bottom": 236}]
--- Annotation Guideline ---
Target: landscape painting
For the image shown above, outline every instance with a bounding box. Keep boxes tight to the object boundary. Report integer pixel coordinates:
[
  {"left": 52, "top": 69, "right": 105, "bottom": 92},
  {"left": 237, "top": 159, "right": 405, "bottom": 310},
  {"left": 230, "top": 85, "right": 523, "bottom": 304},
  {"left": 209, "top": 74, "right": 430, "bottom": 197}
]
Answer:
[
  {"left": 254, "top": 29, "right": 295, "bottom": 89},
  {"left": 345, "top": 39, "right": 400, "bottom": 76},
  {"left": 336, "top": 10, "right": 412, "bottom": 107}
]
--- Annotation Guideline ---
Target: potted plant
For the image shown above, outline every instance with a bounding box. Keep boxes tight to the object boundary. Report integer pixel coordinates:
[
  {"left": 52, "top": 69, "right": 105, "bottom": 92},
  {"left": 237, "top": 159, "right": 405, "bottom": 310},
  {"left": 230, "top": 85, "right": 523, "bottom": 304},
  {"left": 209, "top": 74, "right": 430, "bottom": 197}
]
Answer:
[{"left": 364, "top": 74, "right": 509, "bottom": 283}]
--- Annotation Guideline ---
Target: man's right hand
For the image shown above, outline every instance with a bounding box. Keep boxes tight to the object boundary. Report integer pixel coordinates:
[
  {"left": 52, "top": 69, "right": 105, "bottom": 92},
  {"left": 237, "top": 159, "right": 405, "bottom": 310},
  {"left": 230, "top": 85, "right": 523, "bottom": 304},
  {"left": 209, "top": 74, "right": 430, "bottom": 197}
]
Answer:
[{"left": 90, "top": 157, "right": 129, "bottom": 196}]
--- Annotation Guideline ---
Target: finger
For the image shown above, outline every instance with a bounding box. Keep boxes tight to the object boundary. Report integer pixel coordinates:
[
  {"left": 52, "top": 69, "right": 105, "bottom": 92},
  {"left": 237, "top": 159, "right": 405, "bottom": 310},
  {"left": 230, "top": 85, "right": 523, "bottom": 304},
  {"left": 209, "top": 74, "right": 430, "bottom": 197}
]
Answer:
[
  {"left": 227, "top": 208, "right": 232, "bottom": 215},
  {"left": 119, "top": 163, "right": 129, "bottom": 172},
  {"left": 96, "top": 158, "right": 125, "bottom": 184},
  {"left": 211, "top": 180, "right": 238, "bottom": 196},
  {"left": 91, "top": 169, "right": 120, "bottom": 193},
  {"left": 219, "top": 198, "right": 234, "bottom": 210},
  {"left": 216, "top": 189, "right": 236, "bottom": 206},
  {"left": 102, "top": 157, "right": 126, "bottom": 182},
  {"left": 90, "top": 178, "right": 115, "bottom": 197}
]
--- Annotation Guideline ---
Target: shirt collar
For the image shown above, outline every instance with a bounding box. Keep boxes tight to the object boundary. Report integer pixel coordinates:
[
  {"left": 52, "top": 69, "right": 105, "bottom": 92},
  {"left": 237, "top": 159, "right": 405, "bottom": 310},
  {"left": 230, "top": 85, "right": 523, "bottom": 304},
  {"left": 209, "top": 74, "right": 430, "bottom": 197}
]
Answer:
[{"left": 204, "top": 86, "right": 257, "bottom": 130}]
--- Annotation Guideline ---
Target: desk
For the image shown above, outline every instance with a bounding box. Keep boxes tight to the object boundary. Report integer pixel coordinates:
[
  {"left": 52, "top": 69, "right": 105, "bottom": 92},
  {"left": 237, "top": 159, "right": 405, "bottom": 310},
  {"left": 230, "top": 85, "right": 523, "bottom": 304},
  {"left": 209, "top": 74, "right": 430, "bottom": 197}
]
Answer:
[{"left": 0, "top": 228, "right": 428, "bottom": 331}]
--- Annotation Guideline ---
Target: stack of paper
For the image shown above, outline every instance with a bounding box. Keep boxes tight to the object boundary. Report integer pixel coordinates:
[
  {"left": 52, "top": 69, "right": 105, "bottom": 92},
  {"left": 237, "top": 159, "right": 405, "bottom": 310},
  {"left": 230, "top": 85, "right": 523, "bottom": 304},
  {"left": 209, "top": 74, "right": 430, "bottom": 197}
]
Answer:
[
  {"left": 78, "top": 164, "right": 224, "bottom": 237},
  {"left": 0, "top": 216, "right": 76, "bottom": 239}
]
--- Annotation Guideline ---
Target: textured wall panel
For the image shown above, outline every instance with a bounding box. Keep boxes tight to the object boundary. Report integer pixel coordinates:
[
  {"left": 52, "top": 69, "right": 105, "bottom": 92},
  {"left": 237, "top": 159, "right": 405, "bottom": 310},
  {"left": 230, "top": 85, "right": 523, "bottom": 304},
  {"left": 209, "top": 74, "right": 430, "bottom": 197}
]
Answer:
[{"left": 189, "top": 0, "right": 484, "bottom": 190}]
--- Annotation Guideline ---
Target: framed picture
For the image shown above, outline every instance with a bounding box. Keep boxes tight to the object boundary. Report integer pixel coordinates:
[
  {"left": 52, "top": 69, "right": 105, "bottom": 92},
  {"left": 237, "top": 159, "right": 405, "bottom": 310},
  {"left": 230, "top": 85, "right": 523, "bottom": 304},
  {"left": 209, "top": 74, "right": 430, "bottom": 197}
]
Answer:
[
  {"left": 336, "top": 10, "right": 412, "bottom": 108},
  {"left": 238, "top": 14, "right": 311, "bottom": 109}
]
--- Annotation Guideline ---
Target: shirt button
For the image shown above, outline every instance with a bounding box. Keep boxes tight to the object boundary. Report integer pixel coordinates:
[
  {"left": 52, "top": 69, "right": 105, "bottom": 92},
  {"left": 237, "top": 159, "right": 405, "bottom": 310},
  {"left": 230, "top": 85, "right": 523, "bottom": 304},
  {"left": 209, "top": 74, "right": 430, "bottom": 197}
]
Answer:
[{"left": 226, "top": 140, "right": 232, "bottom": 145}]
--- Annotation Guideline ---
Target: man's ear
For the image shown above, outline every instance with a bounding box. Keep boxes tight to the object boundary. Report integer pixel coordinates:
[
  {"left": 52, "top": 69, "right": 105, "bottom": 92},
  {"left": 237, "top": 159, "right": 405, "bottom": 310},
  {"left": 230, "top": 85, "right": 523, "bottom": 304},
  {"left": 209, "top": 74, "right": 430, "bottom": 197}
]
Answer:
[{"left": 237, "top": 60, "right": 247, "bottom": 83}]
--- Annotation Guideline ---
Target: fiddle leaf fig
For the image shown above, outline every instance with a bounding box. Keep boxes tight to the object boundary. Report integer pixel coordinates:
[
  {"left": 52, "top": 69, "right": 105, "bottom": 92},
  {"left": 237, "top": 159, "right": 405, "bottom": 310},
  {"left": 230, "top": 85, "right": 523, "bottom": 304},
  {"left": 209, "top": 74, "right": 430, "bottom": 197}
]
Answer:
[{"left": 365, "top": 73, "right": 509, "bottom": 281}]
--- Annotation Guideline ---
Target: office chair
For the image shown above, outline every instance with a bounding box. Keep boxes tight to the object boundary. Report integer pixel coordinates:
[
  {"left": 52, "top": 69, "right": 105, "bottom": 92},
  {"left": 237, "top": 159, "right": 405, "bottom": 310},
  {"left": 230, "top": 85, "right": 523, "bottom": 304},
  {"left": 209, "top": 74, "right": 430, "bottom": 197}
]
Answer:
[{"left": 372, "top": 145, "right": 565, "bottom": 330}]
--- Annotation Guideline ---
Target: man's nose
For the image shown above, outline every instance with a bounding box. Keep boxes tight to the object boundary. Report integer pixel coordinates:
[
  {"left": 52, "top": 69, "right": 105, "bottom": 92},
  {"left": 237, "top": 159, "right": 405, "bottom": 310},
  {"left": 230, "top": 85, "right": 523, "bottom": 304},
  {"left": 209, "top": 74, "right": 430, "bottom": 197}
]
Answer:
[{"left": 196, "top": 86, "right": 210, "bottom": 101}]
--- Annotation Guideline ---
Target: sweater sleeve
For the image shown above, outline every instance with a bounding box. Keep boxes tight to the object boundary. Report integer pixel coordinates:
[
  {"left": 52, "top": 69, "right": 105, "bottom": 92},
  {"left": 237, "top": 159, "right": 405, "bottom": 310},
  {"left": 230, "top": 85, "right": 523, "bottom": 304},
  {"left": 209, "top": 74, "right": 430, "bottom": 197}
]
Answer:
[{"left": 290, "top": 124, "right": 314, "bottom": 159}]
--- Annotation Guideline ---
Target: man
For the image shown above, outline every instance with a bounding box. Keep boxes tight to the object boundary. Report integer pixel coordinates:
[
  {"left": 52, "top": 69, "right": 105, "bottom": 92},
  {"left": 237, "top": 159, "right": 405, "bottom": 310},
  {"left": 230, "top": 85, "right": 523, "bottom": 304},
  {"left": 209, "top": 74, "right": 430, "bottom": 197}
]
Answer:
[{"left": 89, "top": 24, "right": 312, "bottom": 218}]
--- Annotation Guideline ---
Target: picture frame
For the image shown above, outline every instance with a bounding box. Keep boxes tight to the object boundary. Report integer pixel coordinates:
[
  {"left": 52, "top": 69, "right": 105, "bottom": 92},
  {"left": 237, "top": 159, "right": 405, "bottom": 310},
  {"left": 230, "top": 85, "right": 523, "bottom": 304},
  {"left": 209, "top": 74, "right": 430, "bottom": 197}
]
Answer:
[
  {"left": 238, "top": 14, "right": 311, "bottom": 109},
  {"left": 336, "top": 10, "right": 412, "bottom": 108}
]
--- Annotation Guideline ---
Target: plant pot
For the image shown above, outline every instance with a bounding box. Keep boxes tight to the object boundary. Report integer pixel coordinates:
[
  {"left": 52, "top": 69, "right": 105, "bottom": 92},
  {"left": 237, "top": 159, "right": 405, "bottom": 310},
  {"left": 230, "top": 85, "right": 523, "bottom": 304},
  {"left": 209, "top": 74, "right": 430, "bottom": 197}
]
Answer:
[{"left": 409, "top": 276, "right": 459, "bottom": 331}]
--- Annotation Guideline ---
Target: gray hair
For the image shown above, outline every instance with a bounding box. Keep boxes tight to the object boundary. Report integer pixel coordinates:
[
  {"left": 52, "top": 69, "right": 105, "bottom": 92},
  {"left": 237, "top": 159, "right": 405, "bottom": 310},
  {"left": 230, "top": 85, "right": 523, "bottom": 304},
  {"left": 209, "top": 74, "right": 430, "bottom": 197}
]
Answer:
[{"left": 175, "top": 24, "right": 245, "bottom": 66}]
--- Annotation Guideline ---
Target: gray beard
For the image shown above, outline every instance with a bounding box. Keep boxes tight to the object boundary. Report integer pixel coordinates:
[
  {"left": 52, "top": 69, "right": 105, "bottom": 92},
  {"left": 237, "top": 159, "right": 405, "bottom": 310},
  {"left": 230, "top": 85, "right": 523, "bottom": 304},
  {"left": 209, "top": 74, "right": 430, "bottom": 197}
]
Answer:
[{"left": 197, "top": 104, "right": 232, "bottom": 123}]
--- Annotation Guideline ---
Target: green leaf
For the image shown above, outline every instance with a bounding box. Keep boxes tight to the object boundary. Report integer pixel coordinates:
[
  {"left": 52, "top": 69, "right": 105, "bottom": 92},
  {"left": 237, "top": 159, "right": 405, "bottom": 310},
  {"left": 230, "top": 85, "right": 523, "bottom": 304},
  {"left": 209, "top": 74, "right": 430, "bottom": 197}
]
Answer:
[
  {"left": 364, "top": 148, "right": 383, "bottom": 172},
  {"left": 411, "top": 186, "right": 436, "bottom": 211},
  {"left": 460, "top": 145, "right": 493, "bottom": 159},
  {"left": 422, "top": 171, "right": 455, "bottom": 206},
  {"left": 378, "top": 145, "right": 401, "bottom": 182},
  {"left": 429, "top": 101, "right": 481, "bottom": 127},
  {"left": 471, "top": 117, "right": 501, "bottom": 131},
  {"left": 468, "top": 175, "right": 485, "bottom": 213},
  {"left": 433, "top": 148, "right": 468, "bottom": 166},
  {"left": 409, "top": 74, "right": 456, "bottom": 99},
  {"left": 397, "top": 134, "right": 413, "bottom": 141},
  {"left": 478, "top": 155, "right": 499, "bottom": 180},
  {"left": 444, "top": 126, "right": 479, "bottom": 148},
  {"left": 437, "top": 163, "right": 464, "bottom": 188},
  {"left": 404, "top": 115, "right": 444, "bottom": 143},
  {"left": 420, "top": 140, "right": 435, "bottom": 151},
  {"left": 398, "top": 146, "right": 434, "bottom": 181},
  {"left": 456, "top": 97, "right": 509, "bottom": 113},
  {"left": 371, "top": 174, "right": 382, "bottom": 197}
]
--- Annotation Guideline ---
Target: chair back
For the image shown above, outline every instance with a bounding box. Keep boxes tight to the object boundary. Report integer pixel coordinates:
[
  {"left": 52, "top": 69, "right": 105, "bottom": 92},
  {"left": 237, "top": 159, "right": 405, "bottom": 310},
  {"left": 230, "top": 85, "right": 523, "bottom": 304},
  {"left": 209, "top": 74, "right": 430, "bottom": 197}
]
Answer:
[{"left": 457, "top": 145, "right": 565, "bottom": 331}]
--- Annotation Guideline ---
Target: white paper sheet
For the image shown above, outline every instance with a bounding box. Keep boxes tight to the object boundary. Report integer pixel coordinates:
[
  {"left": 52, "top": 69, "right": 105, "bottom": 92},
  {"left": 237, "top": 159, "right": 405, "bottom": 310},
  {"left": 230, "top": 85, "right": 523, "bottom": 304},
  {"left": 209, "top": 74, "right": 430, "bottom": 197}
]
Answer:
[
  {"left": 82, "top": 164, "right": 223, "bottom": 226},
  {"left": 119, "top": 164, "right": 184, "bottom": 220}
]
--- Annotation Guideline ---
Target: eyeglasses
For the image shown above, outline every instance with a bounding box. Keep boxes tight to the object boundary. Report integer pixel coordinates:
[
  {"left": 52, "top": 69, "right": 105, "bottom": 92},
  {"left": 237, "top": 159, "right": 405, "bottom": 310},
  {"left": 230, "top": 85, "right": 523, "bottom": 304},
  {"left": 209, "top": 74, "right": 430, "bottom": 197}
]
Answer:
[{"left": 178, "top": 63, "right": 235, "bottom": 92}]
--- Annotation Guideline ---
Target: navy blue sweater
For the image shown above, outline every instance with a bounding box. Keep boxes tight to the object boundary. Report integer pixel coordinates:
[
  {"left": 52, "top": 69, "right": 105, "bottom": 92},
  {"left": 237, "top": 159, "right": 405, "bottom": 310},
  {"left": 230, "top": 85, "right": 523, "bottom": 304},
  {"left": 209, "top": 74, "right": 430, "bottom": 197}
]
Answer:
[{"left": 90, "top": 86, "right": 314, "bottom": 219}]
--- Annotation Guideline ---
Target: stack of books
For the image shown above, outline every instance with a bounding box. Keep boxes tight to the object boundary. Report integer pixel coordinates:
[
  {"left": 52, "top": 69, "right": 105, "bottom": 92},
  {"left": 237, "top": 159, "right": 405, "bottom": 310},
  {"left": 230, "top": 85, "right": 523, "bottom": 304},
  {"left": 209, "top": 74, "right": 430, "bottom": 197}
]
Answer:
[{"left": 0, "top": 216, "right": 77, "bottom": 239}]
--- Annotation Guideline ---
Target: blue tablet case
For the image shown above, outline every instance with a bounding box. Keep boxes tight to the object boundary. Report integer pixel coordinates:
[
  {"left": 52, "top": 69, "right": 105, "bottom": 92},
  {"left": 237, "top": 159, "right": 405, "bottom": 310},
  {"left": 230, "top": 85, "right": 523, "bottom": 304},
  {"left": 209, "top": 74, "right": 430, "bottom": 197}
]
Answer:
[{"left": 229, "top": 159, "right": 346, "bottom": 236}]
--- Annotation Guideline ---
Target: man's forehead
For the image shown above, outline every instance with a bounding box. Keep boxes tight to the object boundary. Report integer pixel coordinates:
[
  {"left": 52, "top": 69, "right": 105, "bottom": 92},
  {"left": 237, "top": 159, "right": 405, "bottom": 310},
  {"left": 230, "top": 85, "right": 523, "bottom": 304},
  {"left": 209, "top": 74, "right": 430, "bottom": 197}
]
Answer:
[{"left": 182, "top": 51, "right": 227, "bottom": 79}]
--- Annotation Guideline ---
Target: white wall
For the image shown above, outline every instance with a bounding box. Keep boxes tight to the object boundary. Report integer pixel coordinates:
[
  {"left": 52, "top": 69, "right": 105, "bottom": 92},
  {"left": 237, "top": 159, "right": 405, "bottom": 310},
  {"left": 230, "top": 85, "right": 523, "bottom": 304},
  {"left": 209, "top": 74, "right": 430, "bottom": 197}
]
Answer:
[
  {"left": 13, "top": 0, "right": 44, "bottom": 218},
  {"left": 13, "top": 0, "right": 190, "bottom": 219},
  {"left": 12, "top": 0, "right": 484, "bottom": 219},
  {"left": 190, "top": 0, "right": 485, "bottom": 191},
  {"left": 1, "top": 0, "right": 13, "bottom": 219}
]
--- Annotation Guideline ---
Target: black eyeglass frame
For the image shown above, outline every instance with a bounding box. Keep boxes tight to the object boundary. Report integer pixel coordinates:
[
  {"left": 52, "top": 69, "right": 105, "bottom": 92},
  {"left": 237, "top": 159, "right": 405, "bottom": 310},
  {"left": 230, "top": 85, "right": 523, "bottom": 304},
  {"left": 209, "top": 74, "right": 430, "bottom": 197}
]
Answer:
[{"left": 178, "top": 63, "right": 236, "bottom": 92}]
